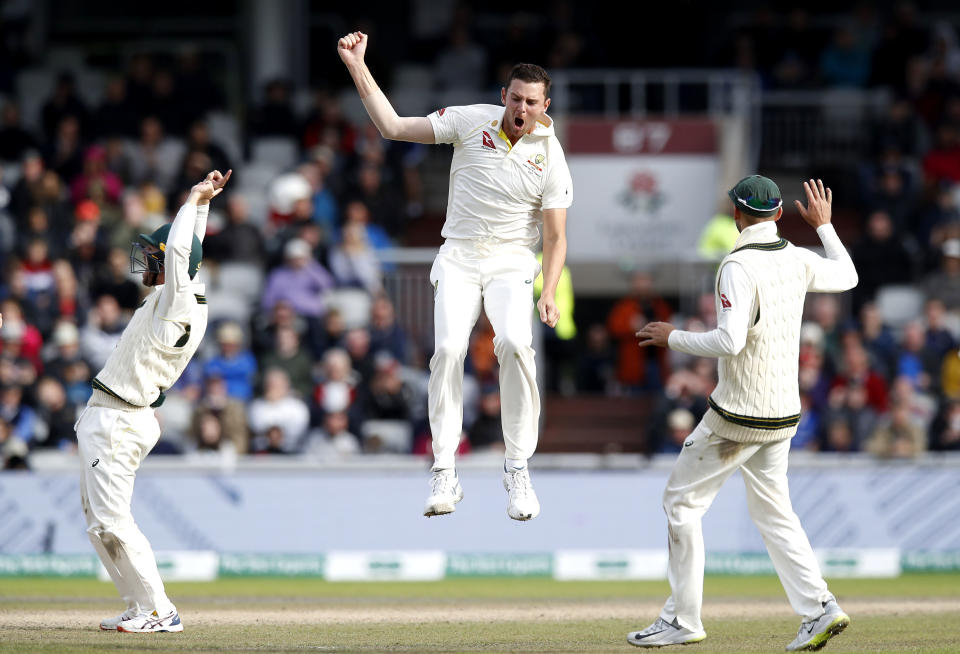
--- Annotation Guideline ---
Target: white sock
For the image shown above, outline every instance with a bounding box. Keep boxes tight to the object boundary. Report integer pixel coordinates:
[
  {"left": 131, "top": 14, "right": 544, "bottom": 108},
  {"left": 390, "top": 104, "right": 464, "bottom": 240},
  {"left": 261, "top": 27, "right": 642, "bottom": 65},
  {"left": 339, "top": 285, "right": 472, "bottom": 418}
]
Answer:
[{"left": 505, "top": 458, "right": 526, "bottom": 471}]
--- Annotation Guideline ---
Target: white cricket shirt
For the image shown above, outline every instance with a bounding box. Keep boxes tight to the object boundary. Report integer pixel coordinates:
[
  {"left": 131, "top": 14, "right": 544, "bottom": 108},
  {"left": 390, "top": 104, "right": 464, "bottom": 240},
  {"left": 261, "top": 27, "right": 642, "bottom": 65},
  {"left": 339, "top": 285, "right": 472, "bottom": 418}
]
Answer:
[{"left": 428, "top": 104, "right": 573, "bottom": 249}]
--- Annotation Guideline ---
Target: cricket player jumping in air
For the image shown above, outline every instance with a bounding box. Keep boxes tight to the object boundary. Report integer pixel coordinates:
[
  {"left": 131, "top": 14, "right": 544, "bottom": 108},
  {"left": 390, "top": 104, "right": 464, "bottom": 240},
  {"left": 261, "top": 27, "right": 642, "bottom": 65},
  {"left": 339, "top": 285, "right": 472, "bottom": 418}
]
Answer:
[
  {"left": 338, "top": 31, "right": 572, "bottom": 521},
  {"left": 77, "top": 169, "right": 230, "bottom": 633},
  {"left": 630, "top": 177, "right": 857, "bottom": 651}
]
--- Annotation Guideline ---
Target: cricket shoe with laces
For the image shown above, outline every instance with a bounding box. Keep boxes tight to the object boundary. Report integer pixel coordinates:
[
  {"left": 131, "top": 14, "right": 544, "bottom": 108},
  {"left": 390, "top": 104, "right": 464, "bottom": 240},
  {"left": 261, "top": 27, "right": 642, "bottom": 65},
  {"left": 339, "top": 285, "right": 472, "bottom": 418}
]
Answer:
[
  {"left": 627, "top": 616, "right": 706, "bottom": 648},
  {"left": 99, "top": 607, "right": 139, "bottom": 630},
  {"left": 116, "top": 609, "right": 183, "bottom": 633},
  {"left": 785, "top": 596, "right": 849, "bottom": 651},
  {"left": 424, "top": 469, "right": 463, "bottom": 516},
  {"left": 503, "top": 466, "right": 540, "bottom": 521}
]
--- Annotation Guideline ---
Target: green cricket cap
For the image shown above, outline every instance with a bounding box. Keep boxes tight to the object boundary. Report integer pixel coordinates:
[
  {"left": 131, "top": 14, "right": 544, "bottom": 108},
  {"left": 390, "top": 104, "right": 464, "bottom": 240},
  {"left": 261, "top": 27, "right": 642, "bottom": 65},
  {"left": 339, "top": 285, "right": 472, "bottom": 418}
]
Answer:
[{"left": 727, "top": 175, "right": 783, "bottom": 218}]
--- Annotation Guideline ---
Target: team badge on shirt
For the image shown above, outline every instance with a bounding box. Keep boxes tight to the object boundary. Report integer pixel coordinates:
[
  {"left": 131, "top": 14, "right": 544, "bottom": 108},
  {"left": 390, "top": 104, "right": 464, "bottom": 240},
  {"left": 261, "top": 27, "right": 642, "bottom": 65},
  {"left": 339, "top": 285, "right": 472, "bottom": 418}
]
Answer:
[
  {"left": 437, "top": 108, "right": 446, "bottom": 116},
  {"left": 481, "top": 131, "right": 496, "bottom": 150},
  {"left": 523, "top": 152, "right": 545, "bottom": 177},
  {"left": 720, "top": 293, "right": 732, "bottom": 309}
]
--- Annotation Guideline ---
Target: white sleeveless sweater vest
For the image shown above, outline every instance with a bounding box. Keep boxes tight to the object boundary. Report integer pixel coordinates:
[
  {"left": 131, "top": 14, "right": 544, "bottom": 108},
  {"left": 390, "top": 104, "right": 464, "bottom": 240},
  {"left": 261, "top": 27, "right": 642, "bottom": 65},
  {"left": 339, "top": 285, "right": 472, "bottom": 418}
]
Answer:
[
  {"left": 702, "top": 234, "right": 807, "bottom": 443},
  {"left": 90, "top": 287, "right": 208, "bottom": 410}
]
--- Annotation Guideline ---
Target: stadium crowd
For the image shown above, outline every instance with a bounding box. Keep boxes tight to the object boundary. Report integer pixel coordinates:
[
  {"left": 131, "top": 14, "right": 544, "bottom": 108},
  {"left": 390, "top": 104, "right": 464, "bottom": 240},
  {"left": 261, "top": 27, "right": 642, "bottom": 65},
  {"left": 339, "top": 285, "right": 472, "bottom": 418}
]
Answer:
[{"left": 2, "top": 4, "right": 960, "bottom": 468}]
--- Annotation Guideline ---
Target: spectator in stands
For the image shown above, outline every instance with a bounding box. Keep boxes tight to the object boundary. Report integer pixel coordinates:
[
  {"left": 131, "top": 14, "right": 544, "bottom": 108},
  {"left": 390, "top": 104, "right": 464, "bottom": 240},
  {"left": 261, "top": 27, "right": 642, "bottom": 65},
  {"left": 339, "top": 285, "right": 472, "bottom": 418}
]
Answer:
[
  {"left": 90, "top": 248, "right": 141, "bottom": 313},
  {"left": 93, "top": 76, "right": 136, "bottom": 139},
  {"left": 33, "top": 376, "right": 75, "bottom": 449},
  {"left": 310, "top": 306, "right": 346, "bottom": 357},
  {"left": 314, "top": 347, "right": 358, "bottom": 420},
  {"left": 657, "top": 408, "right": 696, "bottom": 454},
  {"left": 819, "top": 26, "right": 873, "bottom": 88},
  {"left": 43, "top": 320, "right": 89, "bottom": 395},
  {"left": 344, "top": 327, "right": 376, "bottom": 391},
  {"left": 127, "top": 115, "right": 184, "bottom": 192},
  {"left": 922, "top": 122, "right": 960, "bottom": 184},
  {"left": 923, "top": 238, "right": 960, "bottom": 308},
  {"left": 66, "top": 199, "right": 109, "bottom": 291},
  {"left": 17, "top": 207, "right": 62, "bottom": 260},
  {"left": 302, "top": 92, "right": 357, "bottom": 155},
  {"left": 347, "top": 163, "right": 404, "bottom": 237},
  {"left": 180, "top": 120, "right": 232, "bottom": 187},
  {"left": 0, "top": 383, "right": 38, "bottom": 444},
  {"left": 79, "top": 294, "right": 126, "bottom": 372},
  {"left": 174, "top": 48, "right": 225, "bottom": 118},
  {"left": 648, "top": 366, "right": 709, "bottom": 453},
  {"left": 259, "top": 324, "right": 313, "bottom": 399},
  {"left": 190, "top": 375, "right": 249, "bottom": 454},
  {"left": 576, "top": 324, "right": 615, "bottom": 393},
  {"left": 359, "top": 351, "right": 413, "bottom": 422},
  {"left": 0, "top": 418, "right": 29, "bottom": 470},
  {"left": 44, "top": 114, "right": 83, "bottom": 181},
  {"left": 821, "top": 415, "right": 857, "bottom": 452},
  {"left": 434, "top": 24, "right": 488, "bottom": 91},
  {"left": 303, "top": 408, "right": 361, "bottom": 459},
  {"left": 930, "top": 398, "right": 960, "bottom": 450},
  {"left": 249, "top": 78, "right": 299, "bottom": 139},
  {"left": 41, "top": 72, "right": 88, "bottom": 139},
  {"left": 367, "top": 294, "right": 408, "bottom": 363},
  {"left": 341, "top": 199, "right": 392, "bottom": 251},
  {"left": 249, "top": 367, "right": 310, "bottom": 453},
  {"left": 70, "top": 145, "right": 124, "bottom": 208},
  {"left": 851, "top": 210, "right": 914, "bottom": 312},
  {"left": 329, "top": 220, "right": 383, "bottom": 294},
  {"left": 831, "top": 338, "right": 889, "bottom": 414},
  {"left": 468, "top": 384, "right": 505, "bottom": 452},
  {"left": 0, "top": 102, "right": 37, "bottom": 161},
  {"left": 204, "top": 322, "right": 257, "bottom": 402},
  {"left": 295, "top": 160, "right": 339, "bottom": 242},
  {"left": 869, "top": 96, "right": 928, "bottom": 158},
  {"left": 0, "top": 321, "right": 38, "bottom": 386},
  {"left": 0, "top": 298, "right": 43, "bottom": 373},
  {"left": 205, "top": 193, "right": 265, "bottom": 264},
  {"left": 9, "top": 150, "right": 45, "bottom": 222},
  {"left": 866, "top": 404, "right": 926, "bottom": 458},
  {"left": 52, "top": 259, "right": 81, "bottom": 324},
  {"left": 863, "top": 164, "right": 919, "bottom": 235},
  {"left": 261, "top": 237, "right": 336, "bottom": 320},
  {"left": 108, "top": 191, "right": 148, "bottom": 252},
  {"left": 923, "top": 298, "right": 956, "bottom": 370},
  {"left": 897, "top": 320, "right": 941, "bottom": 392},
  {"left": 890, "top": 374, "right": 937, "bottom": 435},
  {"left": 607, "top": 270, "right": 672, "bottom": 393},
  {"left": 858, "top": 302, "right": 899, "bottom": 380}
]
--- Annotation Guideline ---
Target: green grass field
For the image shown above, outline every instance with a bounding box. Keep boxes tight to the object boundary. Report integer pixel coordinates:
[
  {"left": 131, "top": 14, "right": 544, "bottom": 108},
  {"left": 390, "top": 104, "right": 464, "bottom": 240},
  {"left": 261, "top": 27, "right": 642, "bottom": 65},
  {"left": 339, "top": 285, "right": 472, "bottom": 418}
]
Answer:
[{"left": 2, "top": 575, "right": 959, "bottom": 653}]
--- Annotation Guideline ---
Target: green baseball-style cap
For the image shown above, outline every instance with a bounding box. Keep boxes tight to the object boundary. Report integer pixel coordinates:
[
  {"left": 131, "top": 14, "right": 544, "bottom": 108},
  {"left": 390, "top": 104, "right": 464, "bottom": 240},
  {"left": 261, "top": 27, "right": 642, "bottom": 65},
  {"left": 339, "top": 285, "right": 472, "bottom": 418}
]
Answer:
[
  {"left": 727, "top": 175, "right": 783, "bottom": 218},
  {"left": 136, "top": 223, "right": 203, "bottom": 279}
]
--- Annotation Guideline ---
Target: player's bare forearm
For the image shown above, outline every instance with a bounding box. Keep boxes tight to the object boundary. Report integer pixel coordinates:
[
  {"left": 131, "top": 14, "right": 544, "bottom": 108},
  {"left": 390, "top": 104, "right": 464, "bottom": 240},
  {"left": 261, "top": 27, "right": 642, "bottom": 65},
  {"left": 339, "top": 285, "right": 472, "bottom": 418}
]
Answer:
[
  {"left": 537, "top": 209, "right": 567, "bottom": 328},
  {"left": 338, "top": 31, "right": 434, "bottom": 144}
]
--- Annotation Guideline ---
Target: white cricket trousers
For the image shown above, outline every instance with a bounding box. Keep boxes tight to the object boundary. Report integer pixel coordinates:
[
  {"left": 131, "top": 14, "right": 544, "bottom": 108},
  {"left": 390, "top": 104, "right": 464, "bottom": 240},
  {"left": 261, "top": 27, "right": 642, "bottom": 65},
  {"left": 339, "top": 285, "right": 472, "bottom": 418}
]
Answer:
[
  {"left": 76, "top": 405, "right": 175, "bottom": 615},
  {"left": 660, "top": 421, "right": 831, "bottom": 632},
  {"left": 428, "top": 239, "right": 541, "bottom": 470}
]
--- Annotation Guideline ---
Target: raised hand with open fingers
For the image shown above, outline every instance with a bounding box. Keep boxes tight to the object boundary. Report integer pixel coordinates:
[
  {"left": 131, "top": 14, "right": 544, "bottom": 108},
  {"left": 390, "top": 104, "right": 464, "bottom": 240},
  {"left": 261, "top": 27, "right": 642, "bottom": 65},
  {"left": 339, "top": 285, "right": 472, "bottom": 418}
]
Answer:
[
  {"left": 794, "top": 178, "right": 833, "bottom": 229},
  {"left": 337, "top": 31, "right": 368, "bottom": 66}
]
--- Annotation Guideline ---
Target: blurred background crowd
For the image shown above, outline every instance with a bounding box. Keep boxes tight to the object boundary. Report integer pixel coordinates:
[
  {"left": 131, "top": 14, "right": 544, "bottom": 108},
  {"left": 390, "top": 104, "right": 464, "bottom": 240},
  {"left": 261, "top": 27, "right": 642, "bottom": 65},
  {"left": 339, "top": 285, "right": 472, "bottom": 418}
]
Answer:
[{"left": 1, "top": 1, "right": 960, "bottom": 468}]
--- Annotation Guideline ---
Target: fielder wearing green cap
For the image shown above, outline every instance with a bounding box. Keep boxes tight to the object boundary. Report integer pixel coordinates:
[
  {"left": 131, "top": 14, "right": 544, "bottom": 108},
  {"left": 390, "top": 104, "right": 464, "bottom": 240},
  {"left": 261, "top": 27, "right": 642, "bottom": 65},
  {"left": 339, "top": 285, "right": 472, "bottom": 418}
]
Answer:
[
  {"left": 77, "top": 170, "right": 231, "bottom": 635},
  {"left": 628, "top": 179, "right": 858, "bottom": 651}
]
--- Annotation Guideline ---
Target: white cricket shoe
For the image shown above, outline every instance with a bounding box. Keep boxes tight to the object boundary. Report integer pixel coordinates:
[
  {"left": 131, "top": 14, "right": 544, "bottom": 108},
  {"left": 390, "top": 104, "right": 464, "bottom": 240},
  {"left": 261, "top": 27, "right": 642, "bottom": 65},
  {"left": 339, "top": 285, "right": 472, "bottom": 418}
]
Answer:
[
  {"left": 627, "top": 616, "right": 706, "bottom": 648},
  {"left": 503, "top": 467, "right": 540, "bottom": 521},
  {"left": 99, "top": 607, "right": 139, "bottom": 630},
  {"left": 116, "top": 609, "right": 184, "bottom": 633},
  {"left": 785, "top": 596, "right": 849, "bottom": 651},
  {"left": 424, "top": 469, "right": 463, "bottom": 516}
]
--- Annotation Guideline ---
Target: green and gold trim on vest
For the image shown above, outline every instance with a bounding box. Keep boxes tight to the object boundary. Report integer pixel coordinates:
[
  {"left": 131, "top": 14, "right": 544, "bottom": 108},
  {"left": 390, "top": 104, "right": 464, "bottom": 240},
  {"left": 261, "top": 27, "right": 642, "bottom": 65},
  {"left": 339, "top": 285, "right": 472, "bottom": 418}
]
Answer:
[
  {"left": 732, "top": 238, "right": 789, "bottom": 253},
  {"left": 194, "top": 293, "right": 206, "bottom": 305},
  {"left": 707, "top": 396, "right": 801, "bottom": 430},
  {"left": 91, "top": 377, "right": 166, "bottom": 409}
]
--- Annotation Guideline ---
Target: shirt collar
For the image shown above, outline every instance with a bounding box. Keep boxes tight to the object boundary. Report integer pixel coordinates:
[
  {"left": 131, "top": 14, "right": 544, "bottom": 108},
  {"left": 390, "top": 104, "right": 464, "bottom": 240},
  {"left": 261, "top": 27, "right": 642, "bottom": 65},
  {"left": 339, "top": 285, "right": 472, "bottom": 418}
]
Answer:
[{"left": 733, "top": 220, "right": 779, "bottom": 250}]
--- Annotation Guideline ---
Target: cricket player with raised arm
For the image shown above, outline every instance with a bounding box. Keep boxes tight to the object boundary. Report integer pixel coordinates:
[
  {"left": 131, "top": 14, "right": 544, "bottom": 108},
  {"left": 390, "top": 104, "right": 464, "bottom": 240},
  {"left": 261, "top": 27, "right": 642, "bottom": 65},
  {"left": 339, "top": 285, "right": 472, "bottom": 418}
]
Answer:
[
  {"left": 628, "top": 177, "right": 857, "bottom": 651},
  {"left": 76, "top": 169, "right": 230, "bottom": 633},
  {"left": 338, "top": 31, "right": 572, "bottom": 521}
]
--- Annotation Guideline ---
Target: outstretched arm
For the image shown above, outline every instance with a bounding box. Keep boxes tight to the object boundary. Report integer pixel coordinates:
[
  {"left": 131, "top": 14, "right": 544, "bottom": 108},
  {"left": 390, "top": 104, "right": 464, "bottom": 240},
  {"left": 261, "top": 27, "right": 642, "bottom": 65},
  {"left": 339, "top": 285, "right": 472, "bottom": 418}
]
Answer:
[
  {"left": 337, "top": 31, "right": 435, "bottom": 144},
  {"left": 793, "top": 178, "right": 858, "bottom": 292}
]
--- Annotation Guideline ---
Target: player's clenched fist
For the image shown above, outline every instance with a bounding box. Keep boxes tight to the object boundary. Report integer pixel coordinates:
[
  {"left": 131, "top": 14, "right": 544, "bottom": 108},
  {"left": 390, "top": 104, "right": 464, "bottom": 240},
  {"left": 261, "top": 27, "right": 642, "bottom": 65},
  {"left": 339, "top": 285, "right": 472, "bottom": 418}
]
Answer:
[{"left": 337, "top": 31, "right": 367, "bottom": 65}]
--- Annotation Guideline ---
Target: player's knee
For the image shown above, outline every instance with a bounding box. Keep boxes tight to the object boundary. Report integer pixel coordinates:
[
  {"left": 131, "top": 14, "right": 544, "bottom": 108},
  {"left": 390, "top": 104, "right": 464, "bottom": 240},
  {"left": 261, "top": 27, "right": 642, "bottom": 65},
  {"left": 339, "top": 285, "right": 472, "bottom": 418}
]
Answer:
[
  {"left": 494, "top": 335, "right": 531, "bottom": 360},
  {"left": 431, "top": 342, "right": 467, "bottom": 365}
]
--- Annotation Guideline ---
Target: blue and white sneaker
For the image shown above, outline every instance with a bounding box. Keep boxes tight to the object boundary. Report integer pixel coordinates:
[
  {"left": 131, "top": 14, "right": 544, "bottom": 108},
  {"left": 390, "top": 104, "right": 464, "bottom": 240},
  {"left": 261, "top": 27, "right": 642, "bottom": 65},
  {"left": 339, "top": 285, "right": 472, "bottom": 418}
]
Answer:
[
  {"left": 785, "top": 596, "right": 849, "bottom": 651},
  {"left": 117, "top": 608, "right": 183, "bottom": 633}
]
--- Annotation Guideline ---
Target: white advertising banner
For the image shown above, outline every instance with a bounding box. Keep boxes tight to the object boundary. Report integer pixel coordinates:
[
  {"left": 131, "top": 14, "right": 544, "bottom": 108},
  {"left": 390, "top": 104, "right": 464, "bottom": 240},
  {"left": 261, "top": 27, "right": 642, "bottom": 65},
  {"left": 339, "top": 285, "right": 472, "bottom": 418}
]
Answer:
[{"left": 565, "top": 155, "right": 718, "bottom": 263}]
